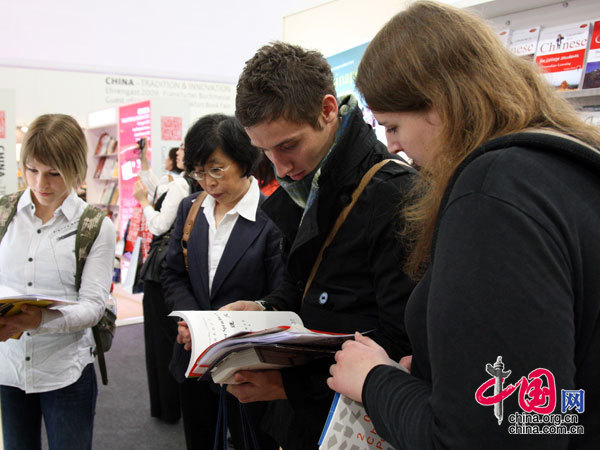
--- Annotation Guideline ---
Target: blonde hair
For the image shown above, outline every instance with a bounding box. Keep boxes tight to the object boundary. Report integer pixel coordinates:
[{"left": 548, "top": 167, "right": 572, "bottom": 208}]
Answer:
[
  {"left": 21, "top": 114, "right": 88, "bottom": 191},
  {"left": 356, "top": 1, "right": 600, "bottom": 279}
]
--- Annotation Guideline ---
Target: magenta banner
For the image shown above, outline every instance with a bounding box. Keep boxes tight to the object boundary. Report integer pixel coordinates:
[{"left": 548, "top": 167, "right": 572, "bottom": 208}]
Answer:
[{"left": 118, "top": 100, "right": 151, "bottom": 238}]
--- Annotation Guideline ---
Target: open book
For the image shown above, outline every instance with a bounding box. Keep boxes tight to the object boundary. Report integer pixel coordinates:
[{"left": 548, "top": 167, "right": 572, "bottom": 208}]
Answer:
[
  {"left": 169, "top": 310, "right": 355, "bottom": 382},
  {"left": 0, "top": 285, "right": 77, "bottom": 338}
]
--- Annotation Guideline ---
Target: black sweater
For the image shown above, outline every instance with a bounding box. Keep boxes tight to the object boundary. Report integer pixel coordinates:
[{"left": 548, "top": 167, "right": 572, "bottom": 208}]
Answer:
[{"left": 363, "top": 133, "right": 600, "bottom": 450}]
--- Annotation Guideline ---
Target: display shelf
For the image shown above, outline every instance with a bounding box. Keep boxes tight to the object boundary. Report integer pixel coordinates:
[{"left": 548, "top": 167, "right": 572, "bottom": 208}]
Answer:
[
  {"left": 85, "top": 112, "right": 121, "bottom": 234},
  {"left": 561, "top": 88, "right": 600, "bottom": 109}
]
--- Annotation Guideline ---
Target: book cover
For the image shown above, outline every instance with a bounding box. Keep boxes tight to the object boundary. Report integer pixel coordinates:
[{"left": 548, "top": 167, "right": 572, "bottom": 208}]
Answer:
[
  {"left": 582, "top": 21, "right": 600, "bottom": 89},
  {"left": 169, "top": 310, "right": 355, "bottom": 379},
  {"left": 509, "top": 26, "right": 541, "bottom": 61},
  {"left": 94, "top": 157, "right": 106, "bottom": 179},
  {"left": 100, "top": 158, "right": 117, "bottom": 180},
  {"left": 210, "top": 344, "right": 336, "bottom": 384},
  {"left": 535, "top": 22, "right": 591, "bottom": 90},
  {"left": 319, "top": 393, "right": 393, "bottom": 450}
]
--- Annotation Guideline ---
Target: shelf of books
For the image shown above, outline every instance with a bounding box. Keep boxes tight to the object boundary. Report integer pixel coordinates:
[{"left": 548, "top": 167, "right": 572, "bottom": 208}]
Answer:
[
  {"left": 85, "top": 115, "right": 120, "bottom": 233},
  {"left": 496, "top": 18, "right": 600, "bottom": 126}
]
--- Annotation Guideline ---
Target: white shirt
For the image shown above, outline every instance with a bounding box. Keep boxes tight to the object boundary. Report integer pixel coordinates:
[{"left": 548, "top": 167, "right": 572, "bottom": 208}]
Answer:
[
  {"left": 138, "top": 169, "right": 178, "bottom": 203},
  {"left": 142, "top": 174, "right": 190, "bottom": 236},
  {"left": 0, "top": 189, "right": 116, "bottom": 393},
  {"left": 201, "top": 177, "right": 260, "bottom": 292}
]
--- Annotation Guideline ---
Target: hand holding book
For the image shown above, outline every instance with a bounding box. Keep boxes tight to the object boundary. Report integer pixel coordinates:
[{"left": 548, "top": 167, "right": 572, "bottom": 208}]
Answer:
[
  {"left": 0, "top": 303, "right": 43, "bottom": 341},
  {"left": 327, "top": 332, "right": 407, "bottom": 403},
  {"left": 0, "top": 285, "right": 77, "bottom": 340}
]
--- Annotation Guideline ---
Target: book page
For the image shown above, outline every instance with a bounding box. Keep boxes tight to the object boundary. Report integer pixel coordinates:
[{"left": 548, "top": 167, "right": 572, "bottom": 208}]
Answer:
[
  {"left": 0, "top": 284, "right": 77, "bottom": 304},
  {"left": 169, "top": 310, "right": 304, "bottom": 377}
]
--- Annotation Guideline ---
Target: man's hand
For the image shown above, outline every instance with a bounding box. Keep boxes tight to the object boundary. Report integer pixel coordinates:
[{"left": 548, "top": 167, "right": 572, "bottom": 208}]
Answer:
[
  {"left": 176, "top": 320, "right": 192, "bottom": 351},
  {"left": 0, "top": 304, "right": 42, "bottom": 341},
  {"left": 327, "top": 332, "right": 397, "bottom": 403},
  {"left": 219, "top": 301, "right": 262, "bottom": 311},
  {"left": 226, "top": 370, "right": 287, "bottom": 402}
]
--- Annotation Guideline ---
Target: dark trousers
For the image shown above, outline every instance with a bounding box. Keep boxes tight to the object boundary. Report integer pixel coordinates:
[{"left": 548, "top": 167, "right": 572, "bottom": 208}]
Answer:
[
  {"left": 0, "top": 363, "right": 97, "bottom": 450},
  {"left": 179, "top": 380, "right": 278, "bottom": 450},
  {"left": 143, "top": 280, "right": 181, "bottom": 423}
]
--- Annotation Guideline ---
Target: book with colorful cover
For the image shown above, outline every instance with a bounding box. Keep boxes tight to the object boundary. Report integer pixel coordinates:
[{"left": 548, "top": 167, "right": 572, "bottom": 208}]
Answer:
[
  {"left": 319, "top": 393, "right": 394, "bottom": 450},
  {"left": 582, "top": 20, "right": 600, "bottom": 89},
  {"left": 169, "top": 310, "right": 355, "bottom": 379},
  {"left": 509, "top": 26, "right": 541, "bottom": 61},
  {"left": 534, "top": 22, "right": 591, "bottom": 90}
]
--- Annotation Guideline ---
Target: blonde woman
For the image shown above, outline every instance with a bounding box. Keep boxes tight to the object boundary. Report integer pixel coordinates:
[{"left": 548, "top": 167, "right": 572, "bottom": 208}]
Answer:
[
  {"left": 328, "top": 2, "right": 600, "bottom": 449},
  {"left": 0, "top": 114, "right": 116, "bottom": 450}
]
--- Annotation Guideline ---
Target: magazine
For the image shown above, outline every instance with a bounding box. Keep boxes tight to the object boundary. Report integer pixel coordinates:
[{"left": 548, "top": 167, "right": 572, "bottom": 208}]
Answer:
[
  {"left": 534, "top": 22, "right": 591, "bottom": 90},
  {"left": 319, "top": 393, "right": 394, "bottom": 450}
]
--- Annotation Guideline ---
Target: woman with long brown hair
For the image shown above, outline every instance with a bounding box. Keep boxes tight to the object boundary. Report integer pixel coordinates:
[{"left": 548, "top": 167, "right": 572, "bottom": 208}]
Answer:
[{"left": 328, "top": 2, "right": 600, "bottom": 448}]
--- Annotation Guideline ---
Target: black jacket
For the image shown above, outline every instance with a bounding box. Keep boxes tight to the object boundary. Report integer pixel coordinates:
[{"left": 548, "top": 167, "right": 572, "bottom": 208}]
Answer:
[
  {"left": 261, "top": 106, "right": 417, "bottom": 449},
  {"left": 363, "top": 132, "right": 600, "bottom": 450}
]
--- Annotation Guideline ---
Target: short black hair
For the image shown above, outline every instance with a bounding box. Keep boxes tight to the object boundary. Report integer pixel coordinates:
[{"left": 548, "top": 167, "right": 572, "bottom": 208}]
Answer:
[{"left": 184, "top": 114, "right": 260, "bottom": 177}]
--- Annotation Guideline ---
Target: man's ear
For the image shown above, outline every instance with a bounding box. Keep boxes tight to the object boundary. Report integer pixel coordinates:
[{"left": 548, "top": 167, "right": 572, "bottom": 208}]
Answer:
[{"left": 320, "top": 94, "right": 339, "bottom": 125}]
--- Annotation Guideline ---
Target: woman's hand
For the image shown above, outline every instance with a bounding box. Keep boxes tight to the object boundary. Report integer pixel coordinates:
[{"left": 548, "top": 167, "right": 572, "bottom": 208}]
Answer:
[
  {"left": 176, "top": 320, "right": 192, "bottom": 350},
  {"left": 133, "top": 179, "right": 150, "bottom": 207},
  {"left": 327, "top": 332, "right": 398, "bottom": 403},
  {"left": 0, "top": 304, "right": 43, "bottom": 341}
]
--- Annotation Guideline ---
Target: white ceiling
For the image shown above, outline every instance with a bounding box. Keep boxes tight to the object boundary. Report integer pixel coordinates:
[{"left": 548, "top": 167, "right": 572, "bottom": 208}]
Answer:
[
  {"left": 0, "top": 0, "right": 570, "bottom": 83},
  {"left": 1, "top": 0, "right": 333, "bottom": 83}
]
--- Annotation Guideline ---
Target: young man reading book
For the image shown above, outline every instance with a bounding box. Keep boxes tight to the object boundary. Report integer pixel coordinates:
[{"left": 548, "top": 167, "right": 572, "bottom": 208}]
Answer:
[{"left": 221, "top": 42, "right": 417, "bottom": 449}]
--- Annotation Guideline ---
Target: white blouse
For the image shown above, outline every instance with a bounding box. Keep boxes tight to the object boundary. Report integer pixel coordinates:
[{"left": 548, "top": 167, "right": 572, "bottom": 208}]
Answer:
[
  {"left": 142, "top": 174, "right": 190, "bottom": 236},
  {"left": 0, "top": 189, "right": 116, "bottom": 393},
  {"left": 201, "top": 177, "right": 260, "bottom": 292}
]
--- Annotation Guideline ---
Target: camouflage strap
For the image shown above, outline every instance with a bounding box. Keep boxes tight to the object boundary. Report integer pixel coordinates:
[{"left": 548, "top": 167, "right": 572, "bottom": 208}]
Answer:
[
  {"left": 74, "top": 205, "right": 107, "bottom": 291},
  {"left": 0, "top": 191, "right": 25, "bottom": 243}
]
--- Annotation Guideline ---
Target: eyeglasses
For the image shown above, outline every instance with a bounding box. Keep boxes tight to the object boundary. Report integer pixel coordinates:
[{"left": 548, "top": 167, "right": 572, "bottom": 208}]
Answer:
[{"left": 189, "top": 165, "right": 231, "bottom": 181}]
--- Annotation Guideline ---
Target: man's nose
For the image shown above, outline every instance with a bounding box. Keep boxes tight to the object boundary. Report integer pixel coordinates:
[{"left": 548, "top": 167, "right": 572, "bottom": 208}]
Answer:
[{"left": 270, "top": 154, "right": 293, "bottom": 178}]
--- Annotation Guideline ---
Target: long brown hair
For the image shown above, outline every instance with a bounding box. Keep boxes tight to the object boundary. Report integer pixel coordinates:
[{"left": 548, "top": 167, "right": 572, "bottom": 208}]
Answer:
[{"left": 356, "top": 1, "right": 600, "bottom": 279}]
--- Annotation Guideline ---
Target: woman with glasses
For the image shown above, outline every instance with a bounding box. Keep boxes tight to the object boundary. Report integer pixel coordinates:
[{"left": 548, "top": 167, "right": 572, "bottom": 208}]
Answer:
[{"left": 161, "top": 114, "right": 283, "bottom": 450}]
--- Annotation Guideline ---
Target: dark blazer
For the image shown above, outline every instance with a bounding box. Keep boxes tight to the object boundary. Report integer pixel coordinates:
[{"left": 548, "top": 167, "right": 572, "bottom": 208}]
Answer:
[{"left": 161, "top": 190, "right": 284, "bottom": 381}]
